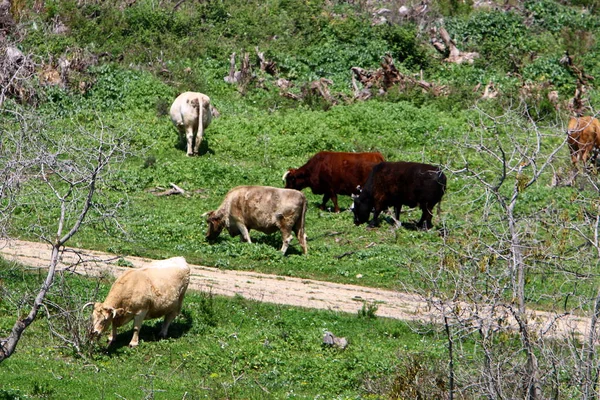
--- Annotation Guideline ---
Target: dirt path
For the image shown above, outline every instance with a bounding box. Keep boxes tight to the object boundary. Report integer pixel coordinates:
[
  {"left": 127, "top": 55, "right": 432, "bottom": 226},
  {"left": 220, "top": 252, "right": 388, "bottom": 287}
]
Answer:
[{"left": 0, "top": 239, "right": 592, "bottom": 340}]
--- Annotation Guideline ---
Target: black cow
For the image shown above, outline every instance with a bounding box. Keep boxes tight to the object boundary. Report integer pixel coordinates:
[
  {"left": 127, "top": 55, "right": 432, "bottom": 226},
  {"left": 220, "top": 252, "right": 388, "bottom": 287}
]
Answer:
[{"left": 352, "top": 161, "right": 446, "bottom": 229}]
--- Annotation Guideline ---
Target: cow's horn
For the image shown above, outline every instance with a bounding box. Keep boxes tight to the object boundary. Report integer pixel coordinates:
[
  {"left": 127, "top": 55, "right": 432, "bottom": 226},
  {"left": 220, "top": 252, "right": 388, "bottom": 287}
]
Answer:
[
  {"left": 81, "top": 302, "right": 95, "bottom": 312},
  {"left": 201, "top": 211, "right": 213, "bottom": 219},
  {"left": 282, "top": 170, "right": 290, "bottom": 182},
  {"left": 356, "top": 185, "right": 362, "bottom": 192}
]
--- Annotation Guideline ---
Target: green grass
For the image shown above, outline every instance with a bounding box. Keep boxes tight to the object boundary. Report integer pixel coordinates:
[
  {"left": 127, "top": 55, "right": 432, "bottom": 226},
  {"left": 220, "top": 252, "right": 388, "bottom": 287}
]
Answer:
[
  {"left": 0, "top": 261, "right": 445, "bottom": 399},
  {"left": 3, "top": 0, "right": 600, "bottom": 396}
]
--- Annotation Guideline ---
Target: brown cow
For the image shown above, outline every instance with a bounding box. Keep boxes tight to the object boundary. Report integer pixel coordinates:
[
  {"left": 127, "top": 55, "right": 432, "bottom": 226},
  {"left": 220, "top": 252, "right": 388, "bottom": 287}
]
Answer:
[
  {"left": 283, "top": 151, "right": 385, "bottom": 213},
  {"left": 85, "top": 257, "right": 190, "bottom": 347},
  {"left": 352, "top": 161, "right": 446, "bottom": 229},
  {"left": 205, "top": 186, "right": 308, "bottom": 255},
  {"left": 567, "top": 116, "right": 600, "bottom": 168}
]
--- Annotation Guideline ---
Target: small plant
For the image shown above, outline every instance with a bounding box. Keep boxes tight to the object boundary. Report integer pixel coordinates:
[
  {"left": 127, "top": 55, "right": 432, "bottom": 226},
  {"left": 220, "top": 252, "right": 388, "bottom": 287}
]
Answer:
[
  {"left": 358, "top": 300, "right": 378, "bottom": 319},
  {"left": 197, "top": 290, "right": 218, "bottom": 327},
  {"left": 116, "top": 257, "right": 134, "bottom": 267},
  {"left": 143, "top": 156, "right": 156, "bottom": 169}
]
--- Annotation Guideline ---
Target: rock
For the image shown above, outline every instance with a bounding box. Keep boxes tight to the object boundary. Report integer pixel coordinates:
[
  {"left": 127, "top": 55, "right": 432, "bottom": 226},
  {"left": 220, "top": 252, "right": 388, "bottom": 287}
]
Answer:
[{"left": 322, "top": 331, "right": 348, "bottom": 350}]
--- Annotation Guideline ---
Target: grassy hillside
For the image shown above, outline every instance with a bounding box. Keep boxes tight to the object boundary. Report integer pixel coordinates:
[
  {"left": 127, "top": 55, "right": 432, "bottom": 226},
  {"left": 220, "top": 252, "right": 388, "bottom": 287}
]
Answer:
[{"left": 2, "top": 0, "right": 600, "bottom": 397}]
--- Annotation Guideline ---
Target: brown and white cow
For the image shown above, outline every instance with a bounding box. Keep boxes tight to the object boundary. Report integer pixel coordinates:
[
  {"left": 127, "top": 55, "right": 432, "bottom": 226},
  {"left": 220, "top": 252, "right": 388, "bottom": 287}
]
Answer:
[
  {"left": 170, "top": 92, "right": 212, "bottom": 156},
  {"left": 283, "top": 151, "right": 385, "bottom": 213},
  {"left": 205, "top": 186, "right": 308, "bottom": 255},
  {"left": 352, "top": 161, "right": 446, "bottom": 229},
  {"left": 567, "top": 116, "right": 600, "bottom": 168},
  {"left": 85, "top": 257, "right": 190, "bottom": 347}
]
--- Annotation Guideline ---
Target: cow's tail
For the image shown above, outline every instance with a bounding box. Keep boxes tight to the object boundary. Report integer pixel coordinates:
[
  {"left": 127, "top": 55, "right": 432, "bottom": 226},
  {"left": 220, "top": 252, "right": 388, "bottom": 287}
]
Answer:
[
  {"left": 297, "top": 195, "right": 308, "bottom": 253},
  {"left": 435, "top": 167, "right": 447, "bottom": 217},
  {"left": 196, "top": 98, "right": 204, "bottom": 139}
]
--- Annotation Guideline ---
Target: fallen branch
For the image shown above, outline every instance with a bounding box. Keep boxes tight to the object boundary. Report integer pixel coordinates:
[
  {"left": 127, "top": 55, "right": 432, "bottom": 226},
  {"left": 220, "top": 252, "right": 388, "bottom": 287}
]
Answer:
[
  {"left": 153, "top": 183, "right": 185, "bottom": 197},
  {"left": 351, "top": 54, "right": 446, "bottom": 97},
  {"left": 335, "top": 251, "right": 356, "bottom": 259},
  {"left": 431, "top": 26, "right": 479, "bottom": 65},
  {"left": 255, "top": 46, "right": 277, "bottom": 76}
]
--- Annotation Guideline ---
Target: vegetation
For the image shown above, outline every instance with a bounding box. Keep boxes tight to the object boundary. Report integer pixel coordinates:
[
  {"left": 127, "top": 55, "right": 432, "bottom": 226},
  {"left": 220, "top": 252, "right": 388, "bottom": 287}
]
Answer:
[
  {"left": 1, "top": 0, "right": 600, "bottom": 397},
  {"left": 0, "top": 259, "right": 445, "bottom": 399}
]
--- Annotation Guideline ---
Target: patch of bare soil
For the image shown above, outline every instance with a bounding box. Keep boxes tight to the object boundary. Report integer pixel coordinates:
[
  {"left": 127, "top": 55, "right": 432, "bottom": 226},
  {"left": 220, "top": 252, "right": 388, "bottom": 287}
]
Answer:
[{"left": 0, "top": 239, "right": 591, "bottom": 341}]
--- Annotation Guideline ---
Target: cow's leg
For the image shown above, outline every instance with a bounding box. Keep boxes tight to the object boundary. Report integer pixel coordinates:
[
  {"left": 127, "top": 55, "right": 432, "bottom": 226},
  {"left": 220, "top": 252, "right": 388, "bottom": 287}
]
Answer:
[
  {"left": 185, "top": 125, "right": 195, "bottom": 157},
  {"left": 331, "top": 194, "right": 340, "bottom": 213},
  {"left": 236, "top": 223, "right": 251, "bottom": 243},
  {"left": 392, "top": 205, "right": 402, "bottom": 227},
  {"left": 280, "top": 229, "right": 293, "bottom": 254},
  {"left": 294, "top": 228, "right": 308, "bottom": 255},
  {"left": 129, "top": 310, "right": 147, "bottom": 348},
  {"left": 417, "top": 204, "right": 433, "bottom": 230},
  {"left": 108, "top": 324, "right": 118, "bottom": 346},
  {"left": 193, "top": 125, "right": 203, "bottom": 156},
  {"left": 368, "top": 209, "right": 381, "bottom": 228},
  {"left": 159, "top": 311, "right": 177, "bottom": 339},
  {"left": 319, "top": 194, "right": 331, "bottom": 210}
]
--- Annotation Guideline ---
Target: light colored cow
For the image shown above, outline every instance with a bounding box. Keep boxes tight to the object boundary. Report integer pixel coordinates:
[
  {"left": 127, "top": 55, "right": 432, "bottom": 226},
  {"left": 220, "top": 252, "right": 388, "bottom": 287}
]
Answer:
[
  {"left": 85, "top": 257, "right": 190, "bottom": 347},
  {"left": 567, "top": 116, "right": 600, "bottom": 168},
  {"left": 170, "top": 92, "right": 212, "bottom": 156},
  {"left": 205, "top": 185, "right": 308, "bottom": 255}
]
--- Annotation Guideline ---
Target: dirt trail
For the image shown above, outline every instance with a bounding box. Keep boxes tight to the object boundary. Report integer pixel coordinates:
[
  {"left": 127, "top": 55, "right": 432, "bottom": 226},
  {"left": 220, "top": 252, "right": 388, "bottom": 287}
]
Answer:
[{"left": 0, "top": 239, "right": 592, "bottom": 340}]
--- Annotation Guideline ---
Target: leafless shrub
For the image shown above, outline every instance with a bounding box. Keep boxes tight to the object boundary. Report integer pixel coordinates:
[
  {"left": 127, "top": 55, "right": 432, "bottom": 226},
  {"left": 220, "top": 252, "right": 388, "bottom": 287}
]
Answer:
[
  {"left": 0, "top": 41, "right": 38, "bottom": 106},
  {"left": 363, "top": 352, "right": 449, "bottom": 399},
  {"left": 0, "top": 105, "right": 132, "bottom": 362},
  {"left": 405, "top": 101, "right": 600, "bottom": 398},
  {"left": 42, "top": 268, "right": 104, "bottom": 358}
]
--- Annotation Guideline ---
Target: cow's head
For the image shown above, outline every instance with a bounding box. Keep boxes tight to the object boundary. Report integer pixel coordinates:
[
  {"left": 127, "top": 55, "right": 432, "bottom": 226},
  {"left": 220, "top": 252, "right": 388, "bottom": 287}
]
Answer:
[
  {"left": 351, "top": 193, "right": 371, "bottom": 225},
  {"left": 283, "top": 169, "right": 305, "bottom": 190},
  {"left": 90, "top": 303, "right": 125, "bottom": 336},
  {"left": 205, "top": 211, "right": 225, "bottom": 240}
]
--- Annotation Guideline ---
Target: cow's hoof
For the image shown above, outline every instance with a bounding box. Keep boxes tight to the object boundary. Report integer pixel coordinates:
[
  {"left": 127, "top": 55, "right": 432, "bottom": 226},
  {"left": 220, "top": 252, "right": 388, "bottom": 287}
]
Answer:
[{"left": 128, "top": 342, "right": 139, "bottom": 348}]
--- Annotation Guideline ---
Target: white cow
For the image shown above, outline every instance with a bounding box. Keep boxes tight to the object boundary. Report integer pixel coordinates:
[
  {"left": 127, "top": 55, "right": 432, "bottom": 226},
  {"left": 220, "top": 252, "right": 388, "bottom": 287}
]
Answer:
[
  {"left": 170, "top": 92, "right": 212, "bottom": 156},
  {"left": 85, "top": 257, "right": 190, "bottom": 347}
]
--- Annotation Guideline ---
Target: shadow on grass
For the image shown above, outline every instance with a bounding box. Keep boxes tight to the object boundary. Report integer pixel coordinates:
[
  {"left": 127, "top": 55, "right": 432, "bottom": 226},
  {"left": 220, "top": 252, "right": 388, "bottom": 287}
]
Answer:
[
  {"left": 253, "top": 235, "right": 305, "bottom": 255},
  {"left": 175, "top": 135, "right": 215, "bottom": 156},
  {"left": 103, "top": 309, "right": 193, "bottom": 354}
]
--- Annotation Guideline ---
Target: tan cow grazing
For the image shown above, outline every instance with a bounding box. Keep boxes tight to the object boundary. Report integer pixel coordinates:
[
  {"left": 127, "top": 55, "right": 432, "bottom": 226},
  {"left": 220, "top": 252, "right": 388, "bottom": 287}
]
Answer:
[
  {"left": 205, "top": 186, "right": 308, "bottom": 255},
  {"left": 86, "top": 257, "right": 190, "bottom": 348},
  {"left": 170, "top": 92, "right": 212, "bottom": 156},
  {"left": 567, "top": 116, "right": 600, "bottom": 168}
]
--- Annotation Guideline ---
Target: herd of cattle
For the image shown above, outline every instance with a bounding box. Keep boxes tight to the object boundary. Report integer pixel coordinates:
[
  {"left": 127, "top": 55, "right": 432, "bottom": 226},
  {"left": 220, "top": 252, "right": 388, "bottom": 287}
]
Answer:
[{"left": 85, "top": 93, "right": 598, "bottom": 347}]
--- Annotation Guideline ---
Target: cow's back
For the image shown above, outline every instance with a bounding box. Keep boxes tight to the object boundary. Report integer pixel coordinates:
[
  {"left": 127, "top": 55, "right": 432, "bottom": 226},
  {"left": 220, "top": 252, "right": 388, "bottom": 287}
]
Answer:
[
  {"left": 106, "top": 259, "right": 190, "bottom": 316},
  {"left": 170, "top": 92, "right": 211, "bottom": 127},
  {"left": 307, "top": 151, "right": 384, "bottom": 193},
  {"left": 366, "top": 161, "right": 445, "bottom": 207},
  {"left": 226, "top": 186, "right": 306, "bottom": 231}
]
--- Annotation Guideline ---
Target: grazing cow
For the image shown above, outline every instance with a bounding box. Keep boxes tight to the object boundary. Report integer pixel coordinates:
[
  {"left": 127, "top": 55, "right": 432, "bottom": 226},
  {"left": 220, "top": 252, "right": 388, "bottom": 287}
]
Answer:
[
  {"left": 85, "top": 257, "right": 190, "bottom": 347},
  {"left": 205, "top": 185, "right": 308, "bottom": 255},
  {"left": 170, "top": 92, "right": 212, "bottom": 156},
  {"left": 352, "top": 161, "right": 446, "bottom": 229},
  {"left": 567, "top": 116, "right": 600, "bottom": 168},
  {"left": 283, "top": 151, "right": 385, "bottom": 213}
]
